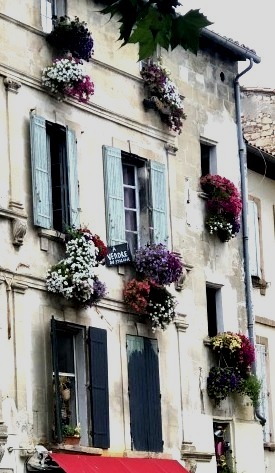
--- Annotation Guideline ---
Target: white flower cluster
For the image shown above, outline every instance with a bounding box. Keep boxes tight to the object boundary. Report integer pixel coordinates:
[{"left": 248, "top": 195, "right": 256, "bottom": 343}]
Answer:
[
  {"left": 46, "top": 233, "right": 99, "bottom": 303},
  {"left": 162, "top": 77, "right": 182, "bottom": 109},
  {"left": 42, "top": 58, "right": 85, "bottom": 94},
  {"left": 208, "top": 219, "right": 233, "bottom": 236},
  {"left": 147, "top": 297, "right": 176, "bottom": 332}
]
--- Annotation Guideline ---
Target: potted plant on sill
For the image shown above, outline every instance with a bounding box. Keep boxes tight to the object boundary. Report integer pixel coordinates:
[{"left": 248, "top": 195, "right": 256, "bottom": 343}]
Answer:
[
  {"left": 46, "top": 16, "right": 94, "bottom": 62},
  {"left": 46, "top": 226, "right": 107, "bottom": 308},
  {"left": 200, "top": 174, "right": 242, "bottom": 242},
  {"left": 62, "top": 424, "right": 81, "bottom": 445},
  {"left": 140, "top": 61, "right": 186, "bottom": 134}
]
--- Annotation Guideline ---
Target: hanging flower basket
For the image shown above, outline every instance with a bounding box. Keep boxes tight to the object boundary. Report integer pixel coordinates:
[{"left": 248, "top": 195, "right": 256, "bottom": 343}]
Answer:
[
  {"left": 140, "top": 62, "right": 186, "bottom": 134},
  {"left": 207, "top": 366, "right": 243, "bottom": 406},
  {"left": 210, "top": 332, "right": 255, "bottom": 374},
  {"left": 46, "top": 16, "right": 94, "bottom": 61},
  {"left": 46, "top": 226, "right": 107, "bottom": 308},
  {"left": 134, "top": 243, "right": 184, "bottom": 286},
  {"left": 200, "top": 174, "right": 242, "bottom": 242},
  {"left": 123, "top": 278, "right": 177, "bottom": 331},
  {"left": 42, "top": 56, "right": 94, "bottom": 103}
]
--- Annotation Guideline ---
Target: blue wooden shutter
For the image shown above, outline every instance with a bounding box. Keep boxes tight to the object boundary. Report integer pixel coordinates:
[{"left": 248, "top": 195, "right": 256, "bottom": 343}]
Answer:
[
  {"left": 149, "top": 161, "right": 168, "bottom": 244},
  {"left": 67, "top": 128, "right": 80, "bottom": 228},
  {"left": 256, "top": 344, "right": 270, "bottom": 442},
  {"left": 247, "top": 200, "right": 261, "bottom": 277},
  {"left": 127, "top": 335, "right": 163, "bottom": 452},
  {"left": 88, "top": 327, "right": 110, "bottom": 448},
  {"left": 30, "top": 114, "right": 52, "bottom": 228},
  {"left": 144, "top": 338, "right": 163, "bottom": 452},
  {"left": 103, "top": 146, "right": 126, "bottom": 245},
  {"left": 50, "top": 317, "right": 62, "bottom": 443},
  {"left": 127, "top": 335, "right": 148, "bottom": 451}
]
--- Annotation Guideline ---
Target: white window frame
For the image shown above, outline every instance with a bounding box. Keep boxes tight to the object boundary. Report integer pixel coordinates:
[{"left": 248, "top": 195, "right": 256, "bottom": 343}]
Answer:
[{"left": 123, "top": 162, "right": 141, "bottom": 251}]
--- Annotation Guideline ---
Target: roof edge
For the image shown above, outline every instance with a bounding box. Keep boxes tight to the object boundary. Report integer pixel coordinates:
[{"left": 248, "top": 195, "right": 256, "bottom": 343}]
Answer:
[{"left": 201, "top": 28, "right": 261, "bottom": 64}]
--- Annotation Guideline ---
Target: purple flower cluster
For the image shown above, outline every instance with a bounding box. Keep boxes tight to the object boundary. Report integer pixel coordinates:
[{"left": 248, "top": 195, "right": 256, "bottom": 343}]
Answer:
[
  {"left": 83, "top": 277, "right": 107, "bottom": 308},
  {"left": 135, "top": 243, "right": 184, "bottom": 286},
  {"left": 207, "top": 366, "right": 243, "bottom": 405},
  {"left": 47, "top": 16, "right": 94, "bottom": 61}
]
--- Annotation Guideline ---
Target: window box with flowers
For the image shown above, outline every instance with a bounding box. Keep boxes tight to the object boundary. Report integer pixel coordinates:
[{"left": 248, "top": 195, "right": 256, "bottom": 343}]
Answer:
[
  {"left": 207, "top": 332, "right": 261, "bottom": 407},
  {"left": 42, "top": 55, "right": 94, "bottom": 102},
  {"left": 200, "top": 174, "right": 242, "bottom": 242},
  {"left": 46, "top": 16, "right": 94, "bottom": 62},
  {"left": 46, "top": 226, "right": 107, "bottom": 309},
  {"left": 62, "top": 423, "right": 81, "bottom": 445},
  {"left": 140, "top": 61, "right": 187, "bottom": 134},
  {"left": 123, "top": 243, "right": 184, "bottom": 331}
]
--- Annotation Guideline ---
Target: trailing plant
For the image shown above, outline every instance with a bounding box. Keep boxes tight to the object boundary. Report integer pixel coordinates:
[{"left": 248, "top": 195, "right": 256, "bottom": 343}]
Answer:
[
  {"left": 46, "top": 226, "right": 107, "bottom": 308},
  {"left": 135, "top": 243, "right": 184, "bottom": 285},
  {"left": 200, "top": 174, "right": 242, "bottom": 242},
  {"left": 41, "top": 56, "right": 94, "bottom": 102},
  {"left": 141, "top": 62, "right": 186, "bottom": 134},
  {"left": 239, "top": 373, "right": 262, "bottom": 408},
  {"left": 47, "top": 16, "right": 94, "bottom": 61},
  {"left": 94, "top": 0, "right": 212, "bottom": 61}
]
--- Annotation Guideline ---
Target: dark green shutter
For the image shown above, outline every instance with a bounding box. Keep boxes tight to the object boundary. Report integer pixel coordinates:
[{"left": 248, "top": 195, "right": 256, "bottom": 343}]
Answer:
[
  {"left": 144, "top": 338, "right": 163, "bottom": 452},
  {"left": 67, "top": 128, "right": 80, "bottom": 228},
  {"left": 103, "top": 146, "right": 126, "bottom": 245},
  {"left": 88, "top": 327, "right": 110, "bottom": 448},
  {"left": 149, "top": 161, "right": 168, "bottom": 244},
  {"left": 50, "top": 317, "right": 62, "bottom": 443},
  {"left": 127, "top": 335, "right": 163, "bottom": 452},
  {"left": 30, "top": 114, "right": 52, "bottom": 228}
]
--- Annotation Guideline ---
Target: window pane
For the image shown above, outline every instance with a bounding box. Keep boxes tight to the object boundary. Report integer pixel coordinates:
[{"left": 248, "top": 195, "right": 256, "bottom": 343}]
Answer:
[
  {"left": 126, "top": 232, "right": 138, "bottom": 255},
  {"left": 57, "top": 331, "right": 75, "bottom": 374},
  {"left": 124, "top": 188, "right": 136, "bottom": 208},
  {"left": 123, "top": 164, "right": 135, "bottom": 186},
  {"left": 125, "top": 210, "right": 137, "bottom": 231}
]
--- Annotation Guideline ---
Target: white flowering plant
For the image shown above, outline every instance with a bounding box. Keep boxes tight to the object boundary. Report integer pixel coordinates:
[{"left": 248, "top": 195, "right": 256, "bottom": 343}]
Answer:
[
  {"left": 147, "top": 283, "right": 177, "bottom": 332},
  {"left": 140, "top": 61, "right": 186, "bottom": 134},
  {"left": 42, "top": 56, "right": 94, "bottom": 102},
  {"left": 46, "top": 226, "right": 107, "bottom": 308}
]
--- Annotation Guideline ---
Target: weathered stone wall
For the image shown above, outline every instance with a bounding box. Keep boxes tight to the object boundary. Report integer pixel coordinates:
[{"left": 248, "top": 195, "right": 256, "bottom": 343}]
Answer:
[{"left": 241, "top": 87, "right": 275, "bottom": 154}]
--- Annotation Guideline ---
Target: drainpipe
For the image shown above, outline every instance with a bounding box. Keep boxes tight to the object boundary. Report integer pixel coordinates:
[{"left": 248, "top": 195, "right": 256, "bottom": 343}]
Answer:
[{"left": 234, "top": 60, "right": 266, "bottom": 426}]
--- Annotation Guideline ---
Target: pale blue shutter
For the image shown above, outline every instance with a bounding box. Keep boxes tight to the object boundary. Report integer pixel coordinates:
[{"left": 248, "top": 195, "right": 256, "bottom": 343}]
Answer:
[
  {"left": 256, "top": 344, "right": 270, "bottom": 442},
  {"left": 103, "top": 146, "right": 126, "bottom": 245},
  {"left": 67, "top": 128, "right": 80, "bottom": 228},
  {"left": 30, "top": 114, "right": 52, "bottom": 229},
  {"left": 248, "top": 200, "right": 261, "bottom": 277},
  {"left": 149, "top": 161, "right": 168, "bottom": 244}
]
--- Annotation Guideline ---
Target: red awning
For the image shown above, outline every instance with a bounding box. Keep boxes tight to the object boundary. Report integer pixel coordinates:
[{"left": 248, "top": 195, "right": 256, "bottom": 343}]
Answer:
[{"left": 50, "top": 453, "right": 190, "bottom": 473}]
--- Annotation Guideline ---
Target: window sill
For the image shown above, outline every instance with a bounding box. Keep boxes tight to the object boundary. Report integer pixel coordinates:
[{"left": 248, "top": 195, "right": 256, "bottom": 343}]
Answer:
[
  {"left": 264, "top": 442, "right": 275, "bottom": 451},
  {"left": 51, "top": 444, "right": 103, "bottom": 455},
  {"left": 38, "top": 228, "right": 65, "bottom": 251}
]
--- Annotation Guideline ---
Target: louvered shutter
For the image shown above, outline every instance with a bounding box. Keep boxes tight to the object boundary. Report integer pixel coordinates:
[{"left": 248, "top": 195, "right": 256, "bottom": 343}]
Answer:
[
  {"left": 30, "top": 114, "right": 52, "bottom": 229},
  {"left": 144, "top": 338, "right": 163, "bottom": 452},
  {"left": 103, "top": 146, "right": 126, "bottom": 245},
  {"left": 88, "top": 327, "right": 110, "bottom": 448},
  {"left": 50, "top": 317, "right": 62, "bottom": 443},
  {"left": 127, "top": 335, "right": 148, "bottom": 451},
  {"left": 247, "top": 200, "right": 261, "bottom": 277},
  {"left": 149, "top": 161, "right": 168, "bottom": 244},
  {"left": 256, "top": 344, "right": 270, "bottom": 442},
  {"left": 127, "top": 335, "right": 163, "bottom": 452},
  {"left": 67, "top": 128, "right": 80, "bottom": 228}
]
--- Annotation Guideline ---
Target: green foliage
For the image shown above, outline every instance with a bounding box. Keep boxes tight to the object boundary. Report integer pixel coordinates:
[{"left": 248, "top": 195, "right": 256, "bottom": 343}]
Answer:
[
  {"left": 240, "top": 374, "right": 262, "bottom": 408},
  {"left": 94, "top": 0, "right": 212, "bottom": 60}
]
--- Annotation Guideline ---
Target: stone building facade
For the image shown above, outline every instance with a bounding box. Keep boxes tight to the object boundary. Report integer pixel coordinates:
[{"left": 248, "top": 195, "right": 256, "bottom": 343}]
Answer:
[{"left": 0, "top": 2, "right": 266, "bottom": 473}]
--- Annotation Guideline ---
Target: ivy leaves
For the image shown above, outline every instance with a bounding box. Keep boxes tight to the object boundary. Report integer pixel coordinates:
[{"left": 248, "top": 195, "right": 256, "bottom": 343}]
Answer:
[{"left": 95, "top": 0, "right": 212, "bottom": 60}]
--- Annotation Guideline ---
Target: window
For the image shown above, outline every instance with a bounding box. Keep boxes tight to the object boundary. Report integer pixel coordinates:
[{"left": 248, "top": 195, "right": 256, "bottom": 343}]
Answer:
[
  {"left": 103, "top": 146, "right": 168, "bottom": 255},
  {"left": 30, "top": 114, "right": 79, "bottom": 233},
  {"left": 41, "top": 0, "right": 66, "bottom": 33},
  {"left": 51, "top": 318, "right": 110, "bottom": 448},
  {"left": 126, "top": 335, "right": 163, "bottom": 452},
  {"left": 248, "top": 197, "right": 267, "bottom": 292},
  {"left": 206, "top": 285, "right": 223, "bottom": 337},
  {"left": 200, "top": 141, "right": 217, "bottom": 177},
  {"left": 256, "top": 342, "right": 271, "bottom": 443}
]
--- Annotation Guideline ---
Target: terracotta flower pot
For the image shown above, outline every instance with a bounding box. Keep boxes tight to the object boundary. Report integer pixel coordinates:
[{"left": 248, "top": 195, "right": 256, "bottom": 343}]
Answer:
[{"left": 63, "top": 436, "right": 80, "bottom": 446}]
